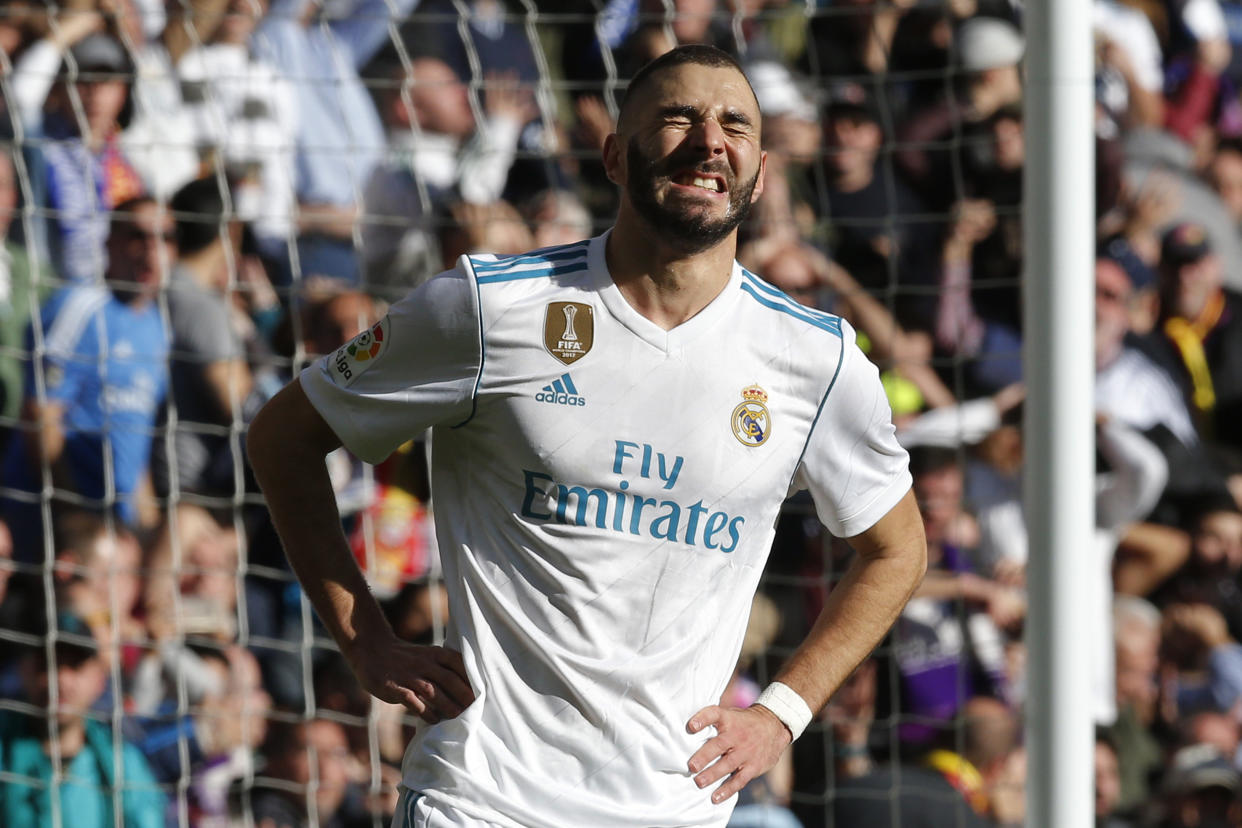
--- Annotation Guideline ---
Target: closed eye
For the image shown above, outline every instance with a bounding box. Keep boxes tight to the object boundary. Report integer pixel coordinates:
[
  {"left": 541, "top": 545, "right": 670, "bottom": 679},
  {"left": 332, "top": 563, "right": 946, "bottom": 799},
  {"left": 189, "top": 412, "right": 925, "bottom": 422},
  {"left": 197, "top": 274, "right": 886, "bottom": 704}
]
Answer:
[{"left": 658, "top": 105, "right": 698, "bottom": 126}]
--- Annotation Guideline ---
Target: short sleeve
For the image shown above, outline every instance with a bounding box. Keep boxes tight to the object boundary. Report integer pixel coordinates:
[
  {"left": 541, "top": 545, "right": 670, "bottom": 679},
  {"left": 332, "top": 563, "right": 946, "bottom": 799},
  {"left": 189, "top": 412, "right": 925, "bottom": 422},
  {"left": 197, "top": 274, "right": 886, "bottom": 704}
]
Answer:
[
  {"left": 793, "top": 322, "right": 912, "bottom": 538},
  {"left": 34, "top": 299, "right": 92, "bottom": 407},
  {"left": 300, "top": 268, "right": 481, "bottom": 464}
]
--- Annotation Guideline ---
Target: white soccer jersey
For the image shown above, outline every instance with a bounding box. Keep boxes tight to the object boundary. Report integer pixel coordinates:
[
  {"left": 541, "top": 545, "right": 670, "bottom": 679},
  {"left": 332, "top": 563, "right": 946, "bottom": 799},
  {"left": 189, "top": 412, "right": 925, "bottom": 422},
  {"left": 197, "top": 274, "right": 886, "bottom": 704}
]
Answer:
[{"left": 300, "top": 232, "right": 911, "bottom": 828}]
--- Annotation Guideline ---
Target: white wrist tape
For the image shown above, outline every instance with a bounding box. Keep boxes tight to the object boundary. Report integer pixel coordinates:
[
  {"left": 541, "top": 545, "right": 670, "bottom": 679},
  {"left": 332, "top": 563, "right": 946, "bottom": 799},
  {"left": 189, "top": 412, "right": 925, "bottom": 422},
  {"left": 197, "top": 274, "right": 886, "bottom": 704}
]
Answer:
[{"left": 754, "top": 681, "right": 813, "bottom": 741}]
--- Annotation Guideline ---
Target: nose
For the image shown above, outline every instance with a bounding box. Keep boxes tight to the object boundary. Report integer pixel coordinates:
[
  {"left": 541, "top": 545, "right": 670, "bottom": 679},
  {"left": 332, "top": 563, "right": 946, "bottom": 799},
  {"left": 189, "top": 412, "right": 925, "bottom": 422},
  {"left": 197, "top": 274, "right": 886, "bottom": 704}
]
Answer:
[{"left": 688, "top": 117, "right": 726, "bottom": 156}]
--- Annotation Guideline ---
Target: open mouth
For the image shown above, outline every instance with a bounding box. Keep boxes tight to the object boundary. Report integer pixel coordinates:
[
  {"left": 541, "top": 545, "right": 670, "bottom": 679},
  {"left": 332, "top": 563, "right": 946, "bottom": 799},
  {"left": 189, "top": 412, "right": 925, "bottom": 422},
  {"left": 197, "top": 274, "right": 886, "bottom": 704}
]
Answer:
[{"left": 671, "top": 170, "right": 727, "bottom": 194}]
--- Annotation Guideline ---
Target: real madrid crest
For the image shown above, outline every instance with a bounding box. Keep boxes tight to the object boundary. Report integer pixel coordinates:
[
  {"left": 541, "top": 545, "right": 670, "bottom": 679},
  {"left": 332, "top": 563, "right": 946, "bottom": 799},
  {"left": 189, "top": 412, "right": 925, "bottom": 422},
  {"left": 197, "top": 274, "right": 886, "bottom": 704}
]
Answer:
[
  {"left": 732, "top": 384, "right": 771, "bottom": 447},
  {"left": 543, "top": 301, "right": 594, "bottom": 365}
]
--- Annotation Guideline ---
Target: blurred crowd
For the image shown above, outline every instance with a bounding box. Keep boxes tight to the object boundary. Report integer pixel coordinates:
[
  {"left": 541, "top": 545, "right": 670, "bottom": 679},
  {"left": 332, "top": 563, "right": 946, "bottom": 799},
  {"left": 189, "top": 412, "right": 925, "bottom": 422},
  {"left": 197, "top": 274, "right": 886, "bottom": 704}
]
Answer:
[{"left": 3, "top": 0, "right": 1242, "bottom": 826}]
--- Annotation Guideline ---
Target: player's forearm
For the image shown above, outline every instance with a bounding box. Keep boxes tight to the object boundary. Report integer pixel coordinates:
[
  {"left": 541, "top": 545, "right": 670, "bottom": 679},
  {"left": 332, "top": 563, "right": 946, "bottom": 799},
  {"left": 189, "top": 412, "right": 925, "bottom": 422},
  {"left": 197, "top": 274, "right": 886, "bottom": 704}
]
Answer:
[
  {"left": 773, "top": 491, "right": 926, "bottom": 714},
  {"left": 248, "top": 383, "right": 395, "bottom": 656}
]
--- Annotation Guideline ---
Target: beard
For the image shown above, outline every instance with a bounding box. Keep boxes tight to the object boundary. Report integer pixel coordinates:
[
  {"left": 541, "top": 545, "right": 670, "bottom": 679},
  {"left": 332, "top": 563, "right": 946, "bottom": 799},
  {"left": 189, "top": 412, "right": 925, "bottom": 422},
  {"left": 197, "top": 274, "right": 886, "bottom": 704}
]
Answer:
[{"left": 625, "top": 136, "right": 759, "bottom": 254}]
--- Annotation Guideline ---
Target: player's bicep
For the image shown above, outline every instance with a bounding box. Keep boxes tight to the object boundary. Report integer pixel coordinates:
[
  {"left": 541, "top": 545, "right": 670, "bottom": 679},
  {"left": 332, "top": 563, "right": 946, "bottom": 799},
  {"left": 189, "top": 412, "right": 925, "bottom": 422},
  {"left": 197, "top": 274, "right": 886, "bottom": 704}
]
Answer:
[
  {"left": 299, "top": 270, "right": 482, "bottom": 464},
  {"left": 843, "top": 488, "right": 925, "bottom": 567},
  {"left": 253, "top": 377, "right": 343, "bottom": 460}
]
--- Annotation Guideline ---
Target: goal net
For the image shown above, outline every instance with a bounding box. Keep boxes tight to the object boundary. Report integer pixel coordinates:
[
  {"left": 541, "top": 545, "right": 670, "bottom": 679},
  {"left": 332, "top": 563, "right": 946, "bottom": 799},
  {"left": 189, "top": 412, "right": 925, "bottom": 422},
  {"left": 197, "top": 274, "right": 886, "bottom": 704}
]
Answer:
[{"left": 0, "top": 0, "right": 1207, "bottom": 825}]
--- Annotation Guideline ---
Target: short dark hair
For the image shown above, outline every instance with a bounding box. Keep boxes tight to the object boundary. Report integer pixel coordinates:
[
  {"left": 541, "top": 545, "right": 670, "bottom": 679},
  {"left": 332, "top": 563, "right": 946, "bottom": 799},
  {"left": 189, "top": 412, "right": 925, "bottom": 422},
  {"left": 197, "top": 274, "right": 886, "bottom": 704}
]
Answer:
[
  {"left": 171, "top": 176, "right": 229, "bottom": 255},
  {"left": 617, "top": 44, "right": 750, "bottom": 129},
  {"left": 108, "top": 195, "right": 158, "bottom": 234},
  {"left": 907, "top": 445, "right": 961, "bottom": 478}
]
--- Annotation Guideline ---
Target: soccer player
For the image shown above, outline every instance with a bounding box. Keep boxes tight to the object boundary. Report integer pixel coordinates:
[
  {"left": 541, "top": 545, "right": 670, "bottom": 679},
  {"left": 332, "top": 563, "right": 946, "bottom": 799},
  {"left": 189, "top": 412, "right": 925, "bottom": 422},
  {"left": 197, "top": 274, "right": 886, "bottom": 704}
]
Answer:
[{"left": 248, "top": 45, "right": 927, "bottom": 827}]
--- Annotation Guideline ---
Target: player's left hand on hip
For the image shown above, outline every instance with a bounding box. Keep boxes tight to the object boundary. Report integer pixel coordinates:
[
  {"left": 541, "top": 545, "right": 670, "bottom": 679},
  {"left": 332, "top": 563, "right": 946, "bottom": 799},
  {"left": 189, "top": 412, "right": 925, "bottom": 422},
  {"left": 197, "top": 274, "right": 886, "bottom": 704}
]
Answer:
[{"left": 685, "top": 704, "right": 792, "bottom": 804}]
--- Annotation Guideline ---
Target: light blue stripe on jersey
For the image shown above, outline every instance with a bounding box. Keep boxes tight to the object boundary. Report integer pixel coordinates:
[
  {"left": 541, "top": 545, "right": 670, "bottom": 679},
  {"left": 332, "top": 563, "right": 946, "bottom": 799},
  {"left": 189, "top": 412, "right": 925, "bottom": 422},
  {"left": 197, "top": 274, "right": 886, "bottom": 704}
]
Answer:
[
  {"left": 452, "top": 268, "right": 487, "bottom": 429},
  {"left": 791, "top": 332, "right": 847, "bottom": 481},
  {"left": 475, "top": 261, "right": 590, "bottom": 284},
  {"left": 740, "top": 269, "right": 843, "bottom": 334},
  {"left": 739, "top": 282, "right": 842, "bottom": 337},
  {"left": 562, "top": 374, "right": 578, "bottom": 395},
  {"left": 470, "top": 243, "right": 589, "bottom": 273},
  {"left": 740, "top": 268, "right": 837, "bottom": 317},
  {"left": 552, "top": 379, "right": 565, "bottom": 393}
]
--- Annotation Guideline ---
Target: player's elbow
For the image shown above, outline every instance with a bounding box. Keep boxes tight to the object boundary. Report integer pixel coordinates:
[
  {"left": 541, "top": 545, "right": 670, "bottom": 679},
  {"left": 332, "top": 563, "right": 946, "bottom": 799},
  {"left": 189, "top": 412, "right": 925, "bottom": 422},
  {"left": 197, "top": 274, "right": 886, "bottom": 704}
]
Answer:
[{"left": 908, "top": 535, "right": 930, "bottom": 590}]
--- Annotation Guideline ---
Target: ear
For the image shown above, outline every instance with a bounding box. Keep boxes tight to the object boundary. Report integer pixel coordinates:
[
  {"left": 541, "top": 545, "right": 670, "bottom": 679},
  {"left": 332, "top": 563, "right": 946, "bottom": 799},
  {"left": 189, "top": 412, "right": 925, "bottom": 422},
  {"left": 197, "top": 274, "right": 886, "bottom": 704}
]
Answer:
[
  {"left": 389, "top": 82, "right": 414, "bottom": 130},
  {"left": 602, "top": 133, "right": 624, "bottom": 186},
  {"left": 750, "top": 150, "right": 768, "bottom": 204}
]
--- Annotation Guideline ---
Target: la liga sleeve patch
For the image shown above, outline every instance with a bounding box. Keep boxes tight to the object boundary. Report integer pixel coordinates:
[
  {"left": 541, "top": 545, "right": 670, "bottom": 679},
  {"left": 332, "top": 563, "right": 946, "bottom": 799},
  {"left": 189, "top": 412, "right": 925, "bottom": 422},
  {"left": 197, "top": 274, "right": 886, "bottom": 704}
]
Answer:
[{"left": 330, "top": 317, "right": 389, "bottom": 387}]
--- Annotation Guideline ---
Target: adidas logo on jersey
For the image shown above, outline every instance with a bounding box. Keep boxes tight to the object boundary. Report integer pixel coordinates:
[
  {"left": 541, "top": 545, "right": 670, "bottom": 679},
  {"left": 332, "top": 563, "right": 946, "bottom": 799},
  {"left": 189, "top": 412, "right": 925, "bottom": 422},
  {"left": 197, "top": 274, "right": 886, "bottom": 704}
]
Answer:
[{"left": 536, "top": 373, "right": 586, "bottom": 407}]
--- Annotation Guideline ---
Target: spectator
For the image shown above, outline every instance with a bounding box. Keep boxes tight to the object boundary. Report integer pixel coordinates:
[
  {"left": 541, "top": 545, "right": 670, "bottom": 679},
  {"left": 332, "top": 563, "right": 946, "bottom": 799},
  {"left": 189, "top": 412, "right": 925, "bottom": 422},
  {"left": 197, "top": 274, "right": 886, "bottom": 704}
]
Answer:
[
  {"left": 1160, "top": 0, "right": 1237, "bottom": 152},
  {"left": 524, "top": 188, "right": 594, "bottom": 249},
  {"left": 0, "top": 196, "right": 172, "bottom": 554},
  {"left": 126, "top": 644, "right": 271, "bottom": 824},
  {"left": 744, "top": 59, "right": 820, "bottom": 243},
  {"left": 142, "top": 503, "right": 240, "bottom": 651},
  {"left": 9, "top": 23, "right": 145, "bottom": 284},
  {"left": 890, "top": 445, "right": 1012, "bottom": 748},
  {"left": 252, "top": 0, "right": 417, "bottom": 286},
  {"left": 809, "top": 693, "right": 1007, "bottom": 828},
  {"left": 0, "top": 146, "right": 51, "bottom": 440},
  {"left": 150, "top": 175, "right": 254, "bottom": 498},
  {"left": 177, "top": 0, "right": 301, "bottom": 261},
  {"left": 1110, "top": 596, "right": 1165, "bottom": 816},
  {"left": 362, "top": 56, "right": 533, "bottom": 296},
  {"left": 932, "top": 103, "right": 1040, "bottom": 393},
  {"left": 393, "top": 0, "right": 541, "bottom": 88},
  {"left": 819, "top": 80, "right": 939, "bottom": 332},
  {"left": 1100, "top": 234, "right": 1162, "bottom": 335},
  {"left": 0, "top": 609, "right": 167, "bottom": 828},
  {"left": 109, "top": 0, "right": 204, "bottom": 200},
  {"left": 1208, "top": 138, "right": 1242, "bottom": 231},
  {"left": 1181, "top": 711, "right": 1242, "bottom": 772},
  {"left": 1094, "top": 0, "right": 1167, "bottom": 136},
  {"left": 50, "top": 510, "right": 144, "bottom": 675},
  {"left": 251, "top": 717, "right": 355, "bottom": 828},
  {"left": 0, "top": 516, "right": 11, "bottom": 606},
  {"left": 1093, "top": 249, "right": 1232, "bottom": 527},
  {"left": 1156, "top": 501, "right": 1242, "bottom": 641},
  {"left": 1163, "top": 603, "right": 1242, "bottom": 718},
  {"left": 1095, "top": 732, "right": 1131, "bottom": 828},
  {"left": 1148, "top": 222, "right": 1242, "bottom": 460},
  {"left": 1156, "top": 743, "right": 1242, "bottom": 828},
  {"left": 896, "top": 15, "right": 1024, "bottom": 210}
]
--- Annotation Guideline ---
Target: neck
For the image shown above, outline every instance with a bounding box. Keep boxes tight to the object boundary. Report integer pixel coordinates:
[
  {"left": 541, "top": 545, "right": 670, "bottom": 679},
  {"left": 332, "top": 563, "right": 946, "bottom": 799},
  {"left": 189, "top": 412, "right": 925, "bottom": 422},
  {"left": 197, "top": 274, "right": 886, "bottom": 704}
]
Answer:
[
  {"left": 833, "top": 163, "right": 874, "bottom": 194},
  {"left": 605, "top": 212, "right": 737, "bottom": 331},
  {"left": 109, "top": 281, "right": 156, "bottom": 309},
  {"left": 182, "top": 246, "right": 227, "bottom": 290},
  {"left": 45, "top": 718, "right": 87, "bottom": 759}
]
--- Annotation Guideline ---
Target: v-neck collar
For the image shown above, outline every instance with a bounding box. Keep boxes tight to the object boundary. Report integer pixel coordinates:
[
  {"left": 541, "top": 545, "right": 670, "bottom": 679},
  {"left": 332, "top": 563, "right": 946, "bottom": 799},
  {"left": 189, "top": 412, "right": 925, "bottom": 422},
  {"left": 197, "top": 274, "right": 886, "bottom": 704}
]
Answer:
[{"left": 587, "top": 230, "right": 742, "bottom": 354}]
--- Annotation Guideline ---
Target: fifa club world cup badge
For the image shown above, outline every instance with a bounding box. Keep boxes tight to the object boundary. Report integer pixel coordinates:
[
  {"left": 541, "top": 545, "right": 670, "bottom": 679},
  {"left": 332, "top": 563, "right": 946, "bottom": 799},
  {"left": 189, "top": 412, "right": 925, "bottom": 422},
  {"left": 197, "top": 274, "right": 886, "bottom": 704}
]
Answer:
[
  {"left": 543, "top": 302, "right": 594, "bottom": 365},
  {"left": 732, "top": 384, "right": 771, "bottom": 447}
]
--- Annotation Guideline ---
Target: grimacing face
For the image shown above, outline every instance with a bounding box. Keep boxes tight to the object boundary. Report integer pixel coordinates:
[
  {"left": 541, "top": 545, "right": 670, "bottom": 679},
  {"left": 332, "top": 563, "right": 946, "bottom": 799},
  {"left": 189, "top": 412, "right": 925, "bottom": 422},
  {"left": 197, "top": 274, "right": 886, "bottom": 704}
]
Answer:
[{"left": 610, "top": 63, "right": 765, "bottom": 253}]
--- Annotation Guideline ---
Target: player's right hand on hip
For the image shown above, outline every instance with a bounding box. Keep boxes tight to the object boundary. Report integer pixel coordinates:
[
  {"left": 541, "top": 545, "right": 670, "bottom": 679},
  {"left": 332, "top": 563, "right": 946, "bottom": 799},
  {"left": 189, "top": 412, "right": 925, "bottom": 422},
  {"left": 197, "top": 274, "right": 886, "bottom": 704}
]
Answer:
[{"left": 352, "top": 638, "right": 475, "bottom": 723}]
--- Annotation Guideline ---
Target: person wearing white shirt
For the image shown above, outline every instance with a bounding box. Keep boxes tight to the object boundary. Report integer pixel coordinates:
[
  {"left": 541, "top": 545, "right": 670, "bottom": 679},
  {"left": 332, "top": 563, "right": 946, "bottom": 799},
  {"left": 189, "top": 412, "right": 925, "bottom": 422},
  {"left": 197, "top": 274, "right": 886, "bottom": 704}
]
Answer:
[{"left": 248, "top": 45, "right": 926, "bottom": 827}]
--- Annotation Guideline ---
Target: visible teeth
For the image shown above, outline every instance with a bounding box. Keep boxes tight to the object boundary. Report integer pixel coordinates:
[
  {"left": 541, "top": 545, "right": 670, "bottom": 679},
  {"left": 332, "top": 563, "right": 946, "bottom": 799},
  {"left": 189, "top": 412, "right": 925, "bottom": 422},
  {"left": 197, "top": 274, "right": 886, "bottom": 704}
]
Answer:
[{"left": 692, "top": 177, "right": 720, "bottom": 191}]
